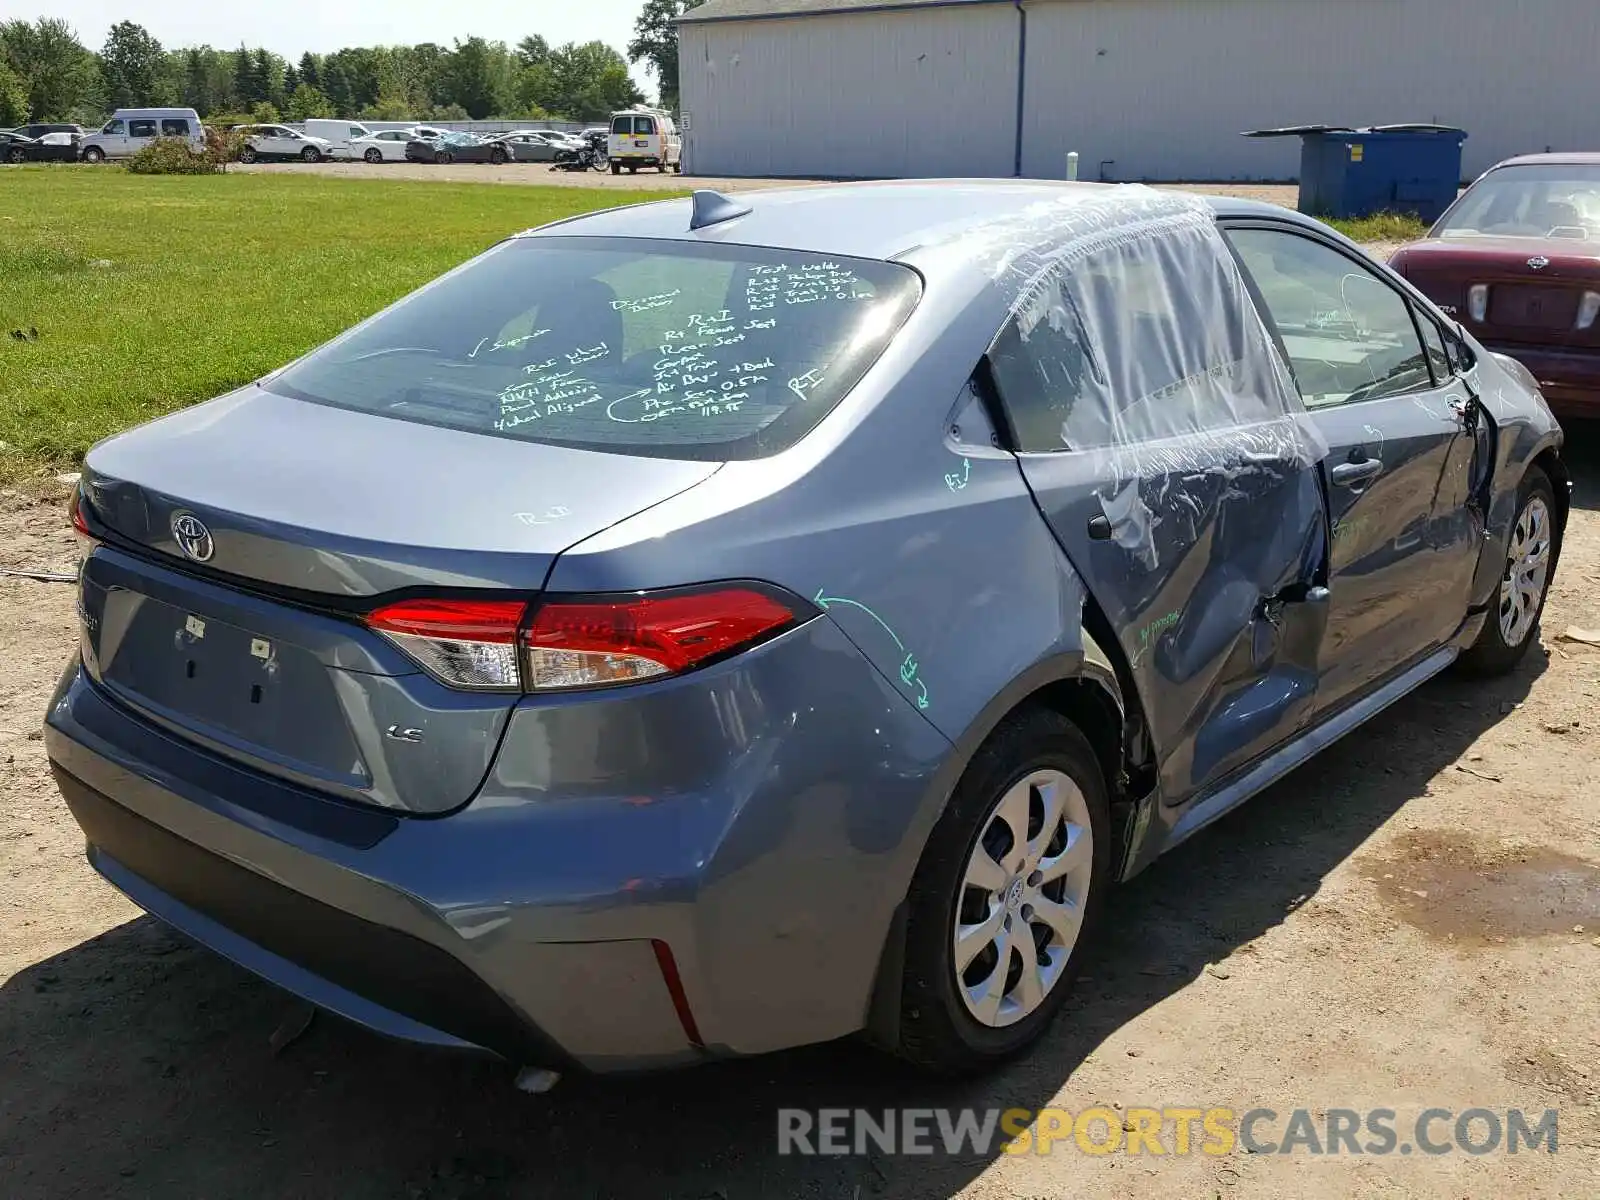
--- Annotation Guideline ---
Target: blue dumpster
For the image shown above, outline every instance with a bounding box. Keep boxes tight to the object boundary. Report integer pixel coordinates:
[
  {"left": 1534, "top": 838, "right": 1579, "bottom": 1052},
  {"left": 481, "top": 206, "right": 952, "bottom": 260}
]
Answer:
[{"left": 1243, "top": 124, "right": 1468, "bottom": 222}]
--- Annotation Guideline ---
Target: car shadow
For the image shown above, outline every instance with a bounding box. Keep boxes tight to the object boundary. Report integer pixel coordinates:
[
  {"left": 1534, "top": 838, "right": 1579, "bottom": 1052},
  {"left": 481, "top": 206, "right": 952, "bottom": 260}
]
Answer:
[{"left": 0, "top": 646, "right": 1548, "bottom": 1198}]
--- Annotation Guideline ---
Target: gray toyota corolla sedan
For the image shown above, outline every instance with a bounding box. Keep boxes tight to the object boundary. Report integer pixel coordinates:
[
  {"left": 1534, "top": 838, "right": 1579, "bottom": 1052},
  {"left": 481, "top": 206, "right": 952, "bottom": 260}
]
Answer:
[{"left": 46, "top": 181, "right": 1566, "bottom": 1079}]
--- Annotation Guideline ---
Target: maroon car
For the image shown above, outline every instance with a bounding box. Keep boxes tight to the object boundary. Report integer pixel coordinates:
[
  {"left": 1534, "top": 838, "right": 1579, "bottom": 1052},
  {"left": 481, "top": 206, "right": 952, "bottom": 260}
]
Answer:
[{"left": 1390, "top": 152, "right": 1600, "bottom": 416}]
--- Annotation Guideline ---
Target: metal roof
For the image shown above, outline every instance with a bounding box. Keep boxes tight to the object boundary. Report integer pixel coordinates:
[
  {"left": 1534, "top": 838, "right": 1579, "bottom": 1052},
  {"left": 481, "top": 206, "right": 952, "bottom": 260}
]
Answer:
[
  {"left": 524, "top": 179, "right": 1311, "bottom": 264},
  {"left": 679, "top": 0, "right": 1007, "bottom": 24}
]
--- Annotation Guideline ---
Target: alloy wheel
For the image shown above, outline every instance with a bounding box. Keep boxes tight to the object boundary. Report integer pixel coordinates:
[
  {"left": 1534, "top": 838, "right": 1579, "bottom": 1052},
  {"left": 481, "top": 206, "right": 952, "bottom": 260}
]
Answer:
[
  {"left": 1498, "top": 496, "right": 1551, "bottom": 648},
  {"left": 953, "top": 768, "right": 1093, "bottom": 1028}
]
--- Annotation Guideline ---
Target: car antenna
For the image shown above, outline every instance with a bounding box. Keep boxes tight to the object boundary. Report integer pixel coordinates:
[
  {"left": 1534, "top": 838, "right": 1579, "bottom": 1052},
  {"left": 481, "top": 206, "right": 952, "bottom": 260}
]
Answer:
[{"left": 689, "top": 189, "right": 752, "bottom": 231}]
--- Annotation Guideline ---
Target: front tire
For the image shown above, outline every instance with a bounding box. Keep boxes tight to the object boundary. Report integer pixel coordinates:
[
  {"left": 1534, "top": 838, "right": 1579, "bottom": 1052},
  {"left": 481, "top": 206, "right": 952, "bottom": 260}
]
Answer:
[
  {"left": 1458, "top": 467, "right": 1557, "bottom": 676},
  {"left": 301, "top": 146, "right": 321, "bottom": 162},
  {"left": 238, "top": 145, "right": 257, "bottom": 164},
  {"left": 893, "top": 707, "right": 1111, "bottom": 1075},
  {"left": 6, "top": 147, "right": 22, "bottom": 165},
  {"left": 364, "top": 147, "right": 382, "bottom": 164},
  {"left": 82, "top": 145, "right": 105, "bottom": 163},
  {"left": 436, "top": 150, "right": 452, "bottom": 165},
  {"left": 490, "top": 147, "right": 506, "bottom": 165}
]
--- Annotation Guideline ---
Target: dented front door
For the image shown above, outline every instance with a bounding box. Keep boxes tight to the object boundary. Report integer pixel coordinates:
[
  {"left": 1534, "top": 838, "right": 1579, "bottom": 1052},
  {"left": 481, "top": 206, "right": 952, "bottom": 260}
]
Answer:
[{"left": 1016, "top": 433, "right": 1329, "bottom": 802}]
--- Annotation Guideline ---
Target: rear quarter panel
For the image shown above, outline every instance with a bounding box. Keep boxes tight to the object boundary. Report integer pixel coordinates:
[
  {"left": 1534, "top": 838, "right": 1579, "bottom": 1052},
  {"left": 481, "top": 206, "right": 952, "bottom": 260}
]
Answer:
[{"left": 545, "top": 269, "right": 1107, "bottom": 758}]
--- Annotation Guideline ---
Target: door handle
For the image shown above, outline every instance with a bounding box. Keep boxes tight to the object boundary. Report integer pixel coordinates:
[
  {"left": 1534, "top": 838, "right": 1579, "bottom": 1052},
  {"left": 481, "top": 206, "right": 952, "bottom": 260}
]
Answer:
[{"left": 1330, "top": 458, "right": 1383, "bottom": 487}]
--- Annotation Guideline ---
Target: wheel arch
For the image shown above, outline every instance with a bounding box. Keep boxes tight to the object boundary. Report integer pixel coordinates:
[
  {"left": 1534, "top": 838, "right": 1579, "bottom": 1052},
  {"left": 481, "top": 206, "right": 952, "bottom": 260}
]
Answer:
[{"left": 863, "top": 610, "right": 1145, "bottom": 1050}]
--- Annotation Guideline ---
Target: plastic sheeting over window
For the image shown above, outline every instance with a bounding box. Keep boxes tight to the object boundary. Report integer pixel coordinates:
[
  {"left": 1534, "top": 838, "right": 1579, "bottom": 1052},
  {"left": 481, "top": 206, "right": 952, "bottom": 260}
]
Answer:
[{"left": 960, "top": 186, "right": 1327, "bottom": 475}]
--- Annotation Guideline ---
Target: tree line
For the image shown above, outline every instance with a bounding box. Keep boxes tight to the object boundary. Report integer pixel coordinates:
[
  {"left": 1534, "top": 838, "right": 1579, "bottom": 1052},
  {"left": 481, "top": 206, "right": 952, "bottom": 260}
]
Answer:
[{"left": 0, "top": 4, "right": 703, "bottom": 129}]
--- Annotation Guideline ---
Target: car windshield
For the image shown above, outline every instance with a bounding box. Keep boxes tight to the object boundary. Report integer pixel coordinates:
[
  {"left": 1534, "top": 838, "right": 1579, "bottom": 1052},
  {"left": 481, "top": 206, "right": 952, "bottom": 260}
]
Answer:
[
  {"left": 1435, "top": 164, "right": 1600, "bottom": 240},
  {"left": 267, "top": 236, "right": 922, "bottom": 461}
]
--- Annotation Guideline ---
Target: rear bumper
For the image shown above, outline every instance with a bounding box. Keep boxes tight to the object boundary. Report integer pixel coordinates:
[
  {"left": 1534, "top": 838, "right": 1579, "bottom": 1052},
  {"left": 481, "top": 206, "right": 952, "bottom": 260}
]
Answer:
[
  {"left": 1483, "top": 341, "right": 1600, "bottom": 414},
  {"left": 42, "top": 615, "right": 951, "bottom": 1071}
]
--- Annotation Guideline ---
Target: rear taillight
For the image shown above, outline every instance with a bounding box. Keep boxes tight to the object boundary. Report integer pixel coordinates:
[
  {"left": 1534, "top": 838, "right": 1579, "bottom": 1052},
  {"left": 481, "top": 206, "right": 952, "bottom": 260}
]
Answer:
[
  {"left": 1467, "top": 284, "right": 1489, "bottom": 323},
  {"left": 366, "top": 598, "right": 525, "bottom": 690},
  {"left": 522, "top": 588, "right": 797, "bottom": 689},
  {"left": 365, "top": 586, "right": 803, "bottom": 693},
  {"left": 67, "top": 485, "right": 97, "bottom": 561},
  {"left": 1577, "top": 291, "right": 1600, "bottom": 331}
]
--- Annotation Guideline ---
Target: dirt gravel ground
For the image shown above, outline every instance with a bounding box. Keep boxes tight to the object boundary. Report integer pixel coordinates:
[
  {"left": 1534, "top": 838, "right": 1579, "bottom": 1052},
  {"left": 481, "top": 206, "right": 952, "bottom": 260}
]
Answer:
[{"left": 3, "top": 424, "right": 1599, "bottom": 1198}]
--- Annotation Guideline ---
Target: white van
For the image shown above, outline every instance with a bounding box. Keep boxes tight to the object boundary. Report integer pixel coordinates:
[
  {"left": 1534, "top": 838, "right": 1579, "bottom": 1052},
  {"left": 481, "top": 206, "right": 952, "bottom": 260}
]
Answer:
[
  {"left": 79, "top": 108, "right": 204, "bottom": 163},
  {"left": 304, "top": 119, "right": 374, "bottom": 161},
  {"left": 607, "top": 107, "right": 681, "bottom": 175}
]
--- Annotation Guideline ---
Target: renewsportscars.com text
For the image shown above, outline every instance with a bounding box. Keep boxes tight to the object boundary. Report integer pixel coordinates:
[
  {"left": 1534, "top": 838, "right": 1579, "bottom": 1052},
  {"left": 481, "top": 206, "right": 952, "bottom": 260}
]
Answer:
[{"left": 777, "top": 1106, "right": 1558, "bottom": 1157}]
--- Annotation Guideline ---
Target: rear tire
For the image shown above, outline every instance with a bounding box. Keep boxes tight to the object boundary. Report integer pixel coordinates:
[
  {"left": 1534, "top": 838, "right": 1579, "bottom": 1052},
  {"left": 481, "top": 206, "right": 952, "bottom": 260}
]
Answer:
[
  {"left": 364, "top": 147, "right": 382, "bottom": 164},
  {"left": 437, "top": 150, "right": 452, "bottom": 165},
  {"left": 6, "top": 147, "right": 22, "bottom": 165},
  {"left": 490, "top": 147, "right": 506, "bottom": 165},
  {"left": 893, "top": 707, "right": 1111, "bottom": 1076},
  {"left": 1458, "top": 466, "right": 1557, "bottom": 677},
  {"left": 610, "top": 161, "right": 621, "bottom": 176}
]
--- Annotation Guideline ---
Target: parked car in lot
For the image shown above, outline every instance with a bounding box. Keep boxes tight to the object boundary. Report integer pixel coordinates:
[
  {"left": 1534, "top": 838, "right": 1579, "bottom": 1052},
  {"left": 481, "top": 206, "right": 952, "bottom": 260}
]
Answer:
[
  {"left": 404, "top": 130, "right": 514, "bottom": 165},
  {"left": 79, "top": 108, "right": 203, "bottom": 162},
  {"left": 0, "top": 130, "right": 81, "bottom": 163},
  {"left": 347, "top": 129, "right": 414, "bottom": 163},
  {"left": 48, "top": 181, "right": 1567, "bottom": 1079},
  {"left": 235, "top": 124, "right": 330, "bottom": 163},
  {"left": 1391, "top": 152, "right": 1600, "bottom": 417},
  {"left": 495, "top": 129, "right": 582, "bottom": 162}
]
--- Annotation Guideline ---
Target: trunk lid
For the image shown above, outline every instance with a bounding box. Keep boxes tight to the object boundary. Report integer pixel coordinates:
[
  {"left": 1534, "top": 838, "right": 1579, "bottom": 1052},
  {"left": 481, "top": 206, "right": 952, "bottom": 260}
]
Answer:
[
  {"left": 78, "top": 388, "right": 720, "bottom": 813},
  {"left": 1392, "top": 236, "right": 1600, "bottom": 348}
]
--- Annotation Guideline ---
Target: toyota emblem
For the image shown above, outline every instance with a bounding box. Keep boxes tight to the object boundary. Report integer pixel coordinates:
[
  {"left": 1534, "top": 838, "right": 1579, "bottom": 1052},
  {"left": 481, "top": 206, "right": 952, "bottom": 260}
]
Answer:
[
  {"left": 170, "top": 511, "right": 215, "bottom": 562},
  {"left": 1527, "top": 255, "right": 1550, "bottom": 270}
]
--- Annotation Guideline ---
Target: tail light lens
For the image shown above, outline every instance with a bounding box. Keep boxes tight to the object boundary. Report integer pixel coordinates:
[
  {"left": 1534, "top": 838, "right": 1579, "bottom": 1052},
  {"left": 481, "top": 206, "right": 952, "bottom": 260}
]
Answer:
[
  {"left": 1577, "top": 291, "right": 1600, "bottom": 331},
  {"left": 367, "top": 598, "right": 525, "bottom": 690},
  {"left": 1467, "top": 284, "right": 1489, "bottom": 323},
  {"left": 366, "top": 586, "right": 803, "bottom": 693},
  {"left": 67, "top": 484, "right": 98, "bottom": 562}
]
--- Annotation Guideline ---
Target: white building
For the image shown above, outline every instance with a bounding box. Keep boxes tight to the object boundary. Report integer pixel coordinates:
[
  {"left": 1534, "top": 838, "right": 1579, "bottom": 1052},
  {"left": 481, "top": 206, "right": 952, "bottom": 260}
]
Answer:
[{"left": 677, "top": 0, "right": 1600, "bottom": 182}]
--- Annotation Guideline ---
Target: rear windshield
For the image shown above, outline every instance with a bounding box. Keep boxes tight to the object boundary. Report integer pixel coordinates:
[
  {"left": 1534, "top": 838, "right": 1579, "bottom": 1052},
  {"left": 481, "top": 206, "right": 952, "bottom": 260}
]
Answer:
[
  {"left": 611, "top": 117, "right": 633, "bottom": 134},
  {"left": 267, "top": 236, "right": 921, "bottom": 460},
  {"left": 1437, "top": 164, "right": 1600, "bottom": 240}
]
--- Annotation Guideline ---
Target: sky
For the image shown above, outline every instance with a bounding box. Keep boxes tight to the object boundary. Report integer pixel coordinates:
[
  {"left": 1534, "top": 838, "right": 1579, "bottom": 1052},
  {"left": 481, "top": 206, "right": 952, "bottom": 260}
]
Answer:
[{"left": 1, "top": 1, "right": 656, "bottom": 84}]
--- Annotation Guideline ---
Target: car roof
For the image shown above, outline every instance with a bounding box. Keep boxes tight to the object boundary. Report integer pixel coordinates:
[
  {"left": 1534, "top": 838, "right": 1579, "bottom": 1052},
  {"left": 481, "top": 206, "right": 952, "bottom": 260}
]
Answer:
[
  {"left": 1487, "top": 151, "right": 1600, "bottom": 169},
  {"left": 524, "top": 179, "right": 1313, "bottom": 263}
]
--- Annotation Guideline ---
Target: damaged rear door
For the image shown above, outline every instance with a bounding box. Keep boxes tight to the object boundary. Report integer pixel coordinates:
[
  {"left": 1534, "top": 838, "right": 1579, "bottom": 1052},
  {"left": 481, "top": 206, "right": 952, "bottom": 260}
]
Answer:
[{"left": 985, "top": 209, "right": 1331, "bottom": 802}]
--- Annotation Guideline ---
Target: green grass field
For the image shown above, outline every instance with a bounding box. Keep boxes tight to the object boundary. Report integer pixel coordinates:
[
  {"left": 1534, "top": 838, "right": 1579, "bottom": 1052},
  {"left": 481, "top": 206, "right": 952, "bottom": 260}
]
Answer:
[
  {"left": 0, "top": 169, "right": 683, "bottom": 477},
  {"left": 0, "top": 169, "right": 1423, "bottom": 479},
  {"left": 1323, "top": 212, "right": 1430, "bottom": 244}
]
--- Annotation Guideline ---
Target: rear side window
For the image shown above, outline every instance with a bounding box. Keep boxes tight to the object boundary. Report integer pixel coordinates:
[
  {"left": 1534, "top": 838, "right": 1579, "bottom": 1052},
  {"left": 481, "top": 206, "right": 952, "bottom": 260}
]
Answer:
[
  {"left": 988, "top": 220, "right": 1290, "bottom": 451},
  {"left": 160, "top": 118, "right": 189, "bottom": 136},
  {"left": 268, "top": 236, "right": 921, "bottom": 461},
  {"left": 129, "top": 120, "right": 157, "bottom": 138}
]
